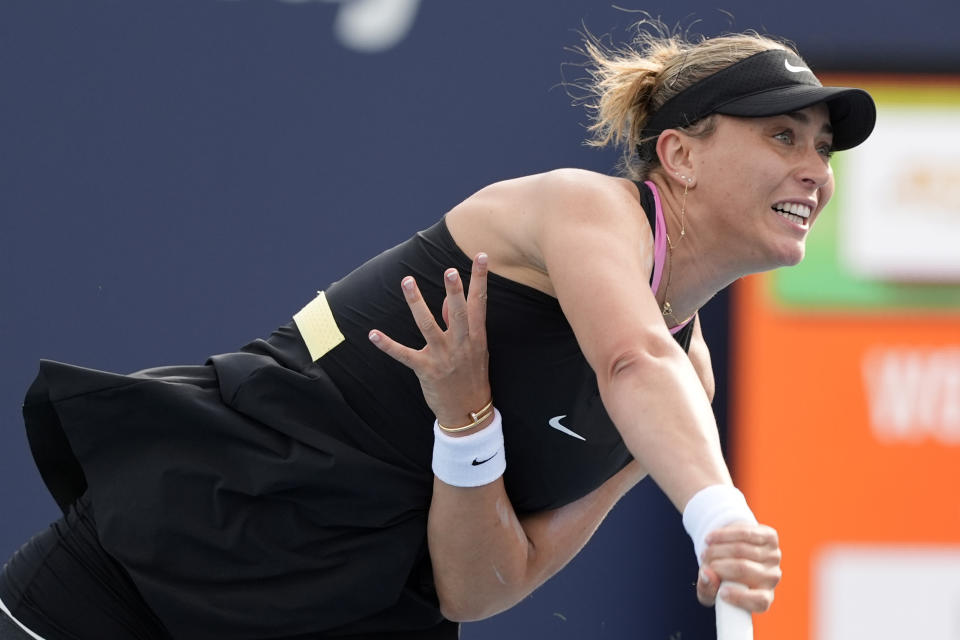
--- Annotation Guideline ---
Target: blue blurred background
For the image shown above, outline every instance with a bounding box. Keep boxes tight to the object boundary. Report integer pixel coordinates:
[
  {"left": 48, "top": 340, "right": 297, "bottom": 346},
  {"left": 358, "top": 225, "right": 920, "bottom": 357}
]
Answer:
[{"left": 1, "top": 1, "right": 956, "bottom": 638}]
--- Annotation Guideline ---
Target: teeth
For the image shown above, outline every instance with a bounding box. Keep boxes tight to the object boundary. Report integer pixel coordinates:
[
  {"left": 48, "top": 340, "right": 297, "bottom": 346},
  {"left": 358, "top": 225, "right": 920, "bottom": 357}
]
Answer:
[
  {"left": 773, "top": 202, "right": 811, "bottom": 218},
  {"left": 775, "top": 210, "right": 807, "bottom": 226}
]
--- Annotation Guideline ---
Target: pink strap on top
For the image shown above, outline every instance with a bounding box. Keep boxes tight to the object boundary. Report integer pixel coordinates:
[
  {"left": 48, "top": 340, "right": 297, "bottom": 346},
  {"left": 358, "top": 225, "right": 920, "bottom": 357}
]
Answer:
[
  {"left": 644, "top": 180, "right": 694, "bottom": 335},
  {"left": 646, "top": 180, "right": 668, "bottom": 294}
]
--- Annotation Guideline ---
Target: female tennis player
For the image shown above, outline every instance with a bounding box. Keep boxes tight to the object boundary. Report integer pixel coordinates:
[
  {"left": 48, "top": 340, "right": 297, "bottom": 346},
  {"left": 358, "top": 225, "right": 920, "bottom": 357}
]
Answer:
[{"left": 0, "top": 25, "right": 875, "bottom": 640}]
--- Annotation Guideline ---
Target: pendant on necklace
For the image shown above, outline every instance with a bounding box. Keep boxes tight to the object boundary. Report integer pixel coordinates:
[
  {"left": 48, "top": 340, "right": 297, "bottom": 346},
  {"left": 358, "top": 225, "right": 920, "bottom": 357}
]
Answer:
[{"left": 662, "top": 301, "right": 673, "bottom": 316}]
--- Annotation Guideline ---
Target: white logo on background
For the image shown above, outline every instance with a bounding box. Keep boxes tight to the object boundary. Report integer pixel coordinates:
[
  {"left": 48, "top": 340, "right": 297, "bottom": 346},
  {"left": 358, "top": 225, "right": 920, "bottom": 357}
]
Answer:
[
  {"left": 225, "top": 0, "right": 421, "bottom": 53},
  {"left": 862, "top": 347, "right": 960, "bottom": 444},
  {"left": 784, "top": 59, "right": 812, "bottom": 74},
  {"left": 548, "top": 415, "right": 586, "bottom": 441}
]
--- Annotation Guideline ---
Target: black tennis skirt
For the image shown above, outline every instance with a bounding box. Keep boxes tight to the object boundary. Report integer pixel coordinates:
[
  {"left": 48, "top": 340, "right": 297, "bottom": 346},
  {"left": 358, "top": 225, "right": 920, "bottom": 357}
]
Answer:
[{"left": 16, "top": 350, "right": 453, "bottom": 639}]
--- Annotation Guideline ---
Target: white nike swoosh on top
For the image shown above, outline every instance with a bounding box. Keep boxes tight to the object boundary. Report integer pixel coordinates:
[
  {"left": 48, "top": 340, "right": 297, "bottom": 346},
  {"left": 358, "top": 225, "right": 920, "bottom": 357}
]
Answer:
[
  {"left": 784, "top": 59, "right": 811, "bottom": 73},
  {"left": 548, "top": 415, "right": 586, "bottom": 441}
]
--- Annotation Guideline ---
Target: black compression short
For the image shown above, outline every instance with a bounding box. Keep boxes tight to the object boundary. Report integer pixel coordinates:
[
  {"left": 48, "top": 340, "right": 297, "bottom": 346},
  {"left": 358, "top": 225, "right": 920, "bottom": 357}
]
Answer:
[{"left": 0, "top": 494, "right": 171, "bottom": 640}]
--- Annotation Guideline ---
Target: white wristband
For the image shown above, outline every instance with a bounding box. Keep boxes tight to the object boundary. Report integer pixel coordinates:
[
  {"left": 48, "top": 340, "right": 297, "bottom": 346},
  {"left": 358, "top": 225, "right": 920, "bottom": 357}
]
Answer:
[
  {"left": 682, "top": 484, "right": 757, "bottom": 565},
  {"left": 432, "top": 409, "right": 505, "bottom": 487}
]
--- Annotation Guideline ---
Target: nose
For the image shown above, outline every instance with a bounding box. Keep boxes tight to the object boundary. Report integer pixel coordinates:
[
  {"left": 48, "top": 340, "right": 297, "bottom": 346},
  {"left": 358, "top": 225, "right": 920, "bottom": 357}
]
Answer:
[{"left": 797, "top": 146, "right": 832, "bottom": 189}]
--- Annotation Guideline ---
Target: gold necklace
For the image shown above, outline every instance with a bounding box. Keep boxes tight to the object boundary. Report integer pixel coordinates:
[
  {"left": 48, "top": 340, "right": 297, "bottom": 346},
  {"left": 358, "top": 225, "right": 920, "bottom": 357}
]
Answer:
[{"left": 661, "top": 179, "right": 689, "bottom": 323}]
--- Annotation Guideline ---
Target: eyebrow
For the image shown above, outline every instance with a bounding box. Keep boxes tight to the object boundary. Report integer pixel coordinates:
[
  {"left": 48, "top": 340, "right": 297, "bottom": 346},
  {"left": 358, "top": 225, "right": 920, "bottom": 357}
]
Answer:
[{"left": 784, "top": 110, "right": 834, "bottom": 136}]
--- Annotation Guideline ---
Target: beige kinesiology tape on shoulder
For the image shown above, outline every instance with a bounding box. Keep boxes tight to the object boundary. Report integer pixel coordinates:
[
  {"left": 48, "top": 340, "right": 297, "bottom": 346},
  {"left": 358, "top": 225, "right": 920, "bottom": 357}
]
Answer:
[{"left": 292, "top": 291, "right": 346, "bottom": 361}]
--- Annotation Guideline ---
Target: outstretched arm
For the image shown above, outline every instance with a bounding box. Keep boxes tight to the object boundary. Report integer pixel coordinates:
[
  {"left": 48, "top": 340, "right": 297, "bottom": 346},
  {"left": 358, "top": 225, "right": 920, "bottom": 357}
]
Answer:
[{"left": 529, "top": 172, "right": 780, "bottom": 613}]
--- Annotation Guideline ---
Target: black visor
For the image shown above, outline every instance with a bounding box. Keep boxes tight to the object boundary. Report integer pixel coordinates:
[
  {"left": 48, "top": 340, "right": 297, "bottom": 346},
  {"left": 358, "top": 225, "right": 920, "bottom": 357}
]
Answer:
[{"left": 636, "top": 49, "right": 876, "bottom": 161}]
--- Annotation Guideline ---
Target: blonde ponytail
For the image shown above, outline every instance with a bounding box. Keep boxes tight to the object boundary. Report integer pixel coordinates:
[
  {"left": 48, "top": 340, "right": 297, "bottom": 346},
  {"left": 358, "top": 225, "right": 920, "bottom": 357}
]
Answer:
[{"left": 575, "top": 22, "right": 795, "bottom": 179}]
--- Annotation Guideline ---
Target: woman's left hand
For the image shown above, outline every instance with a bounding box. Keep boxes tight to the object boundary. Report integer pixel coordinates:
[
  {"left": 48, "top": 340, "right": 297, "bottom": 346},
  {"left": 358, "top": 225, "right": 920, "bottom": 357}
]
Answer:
[
  {"left": 368, "top": 252, "right": 492, "bottom": 430},
  {"left": 696, "top": 522, "right": 783, "bottom": 613}
]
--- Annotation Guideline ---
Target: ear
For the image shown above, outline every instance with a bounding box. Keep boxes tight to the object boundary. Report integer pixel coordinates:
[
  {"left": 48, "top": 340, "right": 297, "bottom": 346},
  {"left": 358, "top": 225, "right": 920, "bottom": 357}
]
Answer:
[{"left": 656, "top": 129, "right": 697, "bottom": 188}]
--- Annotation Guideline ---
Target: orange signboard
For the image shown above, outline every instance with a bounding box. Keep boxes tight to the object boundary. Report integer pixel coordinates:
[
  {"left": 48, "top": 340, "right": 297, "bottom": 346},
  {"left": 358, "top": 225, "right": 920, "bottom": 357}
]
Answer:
[{"left": 732, "top": 274, "right": 960, "bottom": 639}]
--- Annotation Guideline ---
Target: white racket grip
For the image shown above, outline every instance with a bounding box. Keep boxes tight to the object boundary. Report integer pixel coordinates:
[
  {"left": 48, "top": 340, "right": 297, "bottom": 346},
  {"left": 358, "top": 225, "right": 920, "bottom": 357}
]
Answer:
[{"left": 716, "top": 583, "right": 753, "bottom": 640}]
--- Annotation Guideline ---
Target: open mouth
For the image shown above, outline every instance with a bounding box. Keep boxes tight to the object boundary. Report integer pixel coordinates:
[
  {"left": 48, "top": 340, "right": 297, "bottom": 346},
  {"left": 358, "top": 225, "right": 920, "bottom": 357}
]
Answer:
[{"left": 772, "top": 202, "right": 811, "bottom": 227}]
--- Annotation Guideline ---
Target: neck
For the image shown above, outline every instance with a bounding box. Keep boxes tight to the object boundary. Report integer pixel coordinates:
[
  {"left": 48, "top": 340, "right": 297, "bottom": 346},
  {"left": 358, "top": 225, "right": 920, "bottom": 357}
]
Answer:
[{"left": 648, "top": 175, "right": 747, "bottom": 323}]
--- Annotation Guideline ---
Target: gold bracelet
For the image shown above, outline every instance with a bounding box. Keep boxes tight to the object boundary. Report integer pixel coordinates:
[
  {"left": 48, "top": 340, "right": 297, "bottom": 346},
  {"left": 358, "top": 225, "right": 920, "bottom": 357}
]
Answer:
[{"left": 437, "top": 399, "right": 494, "bottom": 433}]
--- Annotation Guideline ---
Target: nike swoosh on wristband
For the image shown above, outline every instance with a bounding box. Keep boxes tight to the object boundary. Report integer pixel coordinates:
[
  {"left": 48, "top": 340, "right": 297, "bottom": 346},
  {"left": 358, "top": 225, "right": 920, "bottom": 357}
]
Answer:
[
  {"left": 548, "top": 415, "right": 586, "bottom": 441},
  {"left": 472, "top": 451, "right": 499, "bottom": 466},
  {"left": 784, "top": 59, "right": 811, "bottom": 73}
]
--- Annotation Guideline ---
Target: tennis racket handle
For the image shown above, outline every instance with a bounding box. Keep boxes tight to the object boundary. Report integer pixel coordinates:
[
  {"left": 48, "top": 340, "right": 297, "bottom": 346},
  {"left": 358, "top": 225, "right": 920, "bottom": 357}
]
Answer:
[{"left": 715, "top": 583, "right": 753, "bottom": 640}]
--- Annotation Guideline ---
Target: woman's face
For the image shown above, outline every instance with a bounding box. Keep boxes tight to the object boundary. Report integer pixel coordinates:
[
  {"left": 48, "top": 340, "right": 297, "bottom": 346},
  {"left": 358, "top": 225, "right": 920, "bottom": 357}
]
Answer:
[{"left": 690, "top": 103, "right": 835, "bottom": 269}]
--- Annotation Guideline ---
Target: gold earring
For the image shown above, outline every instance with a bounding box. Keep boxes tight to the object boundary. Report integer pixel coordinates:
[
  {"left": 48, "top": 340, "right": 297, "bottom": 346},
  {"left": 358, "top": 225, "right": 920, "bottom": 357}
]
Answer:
[{"left": 668, "top": 179, "right": 689, "bottom": 250}]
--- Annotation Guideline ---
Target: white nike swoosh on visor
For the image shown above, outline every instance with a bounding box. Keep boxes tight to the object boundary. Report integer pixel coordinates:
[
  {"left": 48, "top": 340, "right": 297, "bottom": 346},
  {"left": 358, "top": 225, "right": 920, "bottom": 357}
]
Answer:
[
  {"left": 784, "top": 59, "right": 811, "bottom": 73},
  {"left": 548, "top": 415, "right": 586, "bottom": 441}
]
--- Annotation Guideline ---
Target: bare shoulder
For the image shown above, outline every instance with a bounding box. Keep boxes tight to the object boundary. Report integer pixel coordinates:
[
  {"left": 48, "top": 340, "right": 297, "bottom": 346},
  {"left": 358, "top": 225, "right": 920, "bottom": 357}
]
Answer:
[
  {"left": 526, "top": 169, "right": 652, "bottom": 257},
  {"left": 445, "top": 169, "right": 649, "bottom": 295},
  {"left": 530, "top": 169, "right": 641, "bottom": 216},
  {"left": 485, "top": 169, "right": 648, "bottom": 241},
  {"left": 463, "top": 169, "right": 639, "bottom": 210}
]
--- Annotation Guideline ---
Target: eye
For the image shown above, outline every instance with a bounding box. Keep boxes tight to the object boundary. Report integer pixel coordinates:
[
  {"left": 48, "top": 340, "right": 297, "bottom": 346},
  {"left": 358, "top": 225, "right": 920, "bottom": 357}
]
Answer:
[
  {"left": 817, "top": 143, "right": 835, "bottom": 159},
  {"left": 774, "top": 130, "right": 794, "bottom": 144}
]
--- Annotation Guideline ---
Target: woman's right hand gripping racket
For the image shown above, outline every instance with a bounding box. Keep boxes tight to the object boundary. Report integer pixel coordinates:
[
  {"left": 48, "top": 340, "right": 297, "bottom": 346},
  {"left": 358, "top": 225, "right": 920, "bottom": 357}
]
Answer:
[
  {"left": 684, "top": 486, "right": 782, "bottom": 640},
  {"left": 699, "top": 522, "right": 782, "bottom": 640}
]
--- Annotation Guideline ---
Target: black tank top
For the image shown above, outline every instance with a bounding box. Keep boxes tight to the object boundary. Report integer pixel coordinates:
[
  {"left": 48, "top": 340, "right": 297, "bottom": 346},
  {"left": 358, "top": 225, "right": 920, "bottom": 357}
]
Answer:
[{"left": 315, "top": 180, "right": 694, "bottom": 513}]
